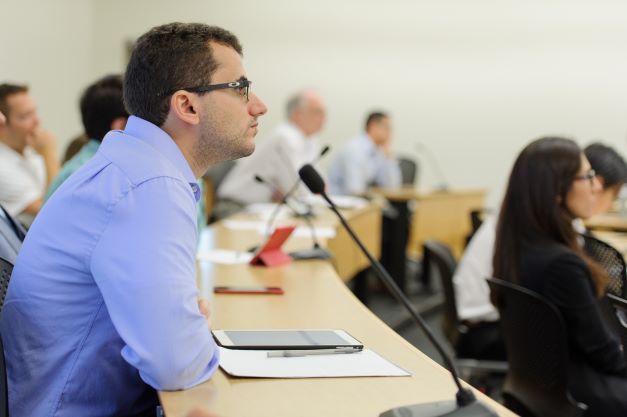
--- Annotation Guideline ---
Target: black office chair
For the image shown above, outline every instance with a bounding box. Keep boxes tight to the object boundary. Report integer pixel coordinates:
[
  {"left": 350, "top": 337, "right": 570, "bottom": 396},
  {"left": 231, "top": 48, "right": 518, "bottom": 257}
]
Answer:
[
  {"left": 0, "top": 257, "right": 12, "bottom": 417},
  {"left": 0, "top": 257, "right": 13, "bottom": 313},
  {"left": 464, "top": 208, "right": 491, "bottom": 248},
  {"left": 203, "top": 160, "right": 241, "bottom": 222},
  {"left": 605, "top": 293, "right": 627, "bottom": 363},
  {"left": 422, "top": 241, "right": 508, "bottom": 380},
  {"left": 397, "top": 157, "right": 418, "bottom": 186},
  {"left": 582, "top": 234, "right": 626, "bottom": 298},
  {"left": 487, "top": 277, "right": 587, "bottom": 417}
]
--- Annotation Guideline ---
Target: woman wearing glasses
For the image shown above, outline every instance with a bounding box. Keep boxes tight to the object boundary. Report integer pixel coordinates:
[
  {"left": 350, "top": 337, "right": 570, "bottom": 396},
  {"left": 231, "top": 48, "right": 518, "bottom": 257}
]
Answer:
[{"left": 493, "top": 137, "right": 627, "bottom": 416}]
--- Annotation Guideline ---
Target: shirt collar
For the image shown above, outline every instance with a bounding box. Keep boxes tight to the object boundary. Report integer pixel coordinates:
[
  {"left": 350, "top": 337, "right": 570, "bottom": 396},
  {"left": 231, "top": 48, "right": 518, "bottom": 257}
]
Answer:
[
  {"left": 359, "top": 133, "right": 377, "bottom": 155},
  {"left": 122, "top": 116, "right": 200, "bottom": 201}
]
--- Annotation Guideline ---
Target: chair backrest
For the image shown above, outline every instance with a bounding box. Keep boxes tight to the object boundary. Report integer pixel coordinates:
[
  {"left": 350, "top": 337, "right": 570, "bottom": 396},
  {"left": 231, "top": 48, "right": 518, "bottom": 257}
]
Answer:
[
  {"left": 582, "top": 234, "right": 626, "bottom": 297},
  {"left": 397, "top": 157, "right": 418, "bottom": 186},
  {"left": 0, "top": 257, "right": 14, "bottom": 313},
  {"left": 487, "top": 277, "right": 587, "bottom": 417},
  {"left": 0, "top": 257, "right": 12, "bottom": 417},
  {"left": 0, "top": 332, "right": 7, "bottom": 417},
  {"left": 422, "top": 240, "right": 460, "bottom": 346},
  {"left": 0, "top": 205, "right": 25, "bottom": 266},
  {"left": 204, "top": 160, "right": 237, "bottom": 194},
  {"left": 605, "top": 293, "right": 627, "bottom": 363}
]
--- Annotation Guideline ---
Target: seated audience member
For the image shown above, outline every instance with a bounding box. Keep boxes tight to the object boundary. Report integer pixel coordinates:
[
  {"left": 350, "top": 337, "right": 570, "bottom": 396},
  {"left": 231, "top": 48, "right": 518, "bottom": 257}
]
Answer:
[
  {"left": 0, "top": 22, "right": 267, "bottom": 417},
  {"left": 452, "top": 141, "right": 627, "bottom": 361},
  {"left": 218, "top": 89, "right": 326, "bottom": 206},
  {"left": 0, "top": 83, "right": 59, "bottom": 225},
  {"left": 61, "top": 133, "right": 89, "bottom": 164},
  {"left": 45, "top": 74, "right": 128, "bottom": 200},
  {"left": 0, "top": 110, "right": 26, "bottom": 263},
  {"left": 328, "top": 111, "right": 401, "bottom": 195},
  {"left": 493, "top": 137, "right": 627, "bottom": 416}
]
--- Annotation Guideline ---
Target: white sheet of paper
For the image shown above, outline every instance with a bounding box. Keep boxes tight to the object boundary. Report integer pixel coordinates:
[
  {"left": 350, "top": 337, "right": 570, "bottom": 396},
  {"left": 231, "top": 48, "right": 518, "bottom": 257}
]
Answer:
[
  {"left": 218, "top": 347, "right": 410, "bottom": 378},
  {"left": 222, "top": 220, "right": 336, "bottom": 239},
  {"left": 197, "top": 250, "right": 253, "bottom": 264}
]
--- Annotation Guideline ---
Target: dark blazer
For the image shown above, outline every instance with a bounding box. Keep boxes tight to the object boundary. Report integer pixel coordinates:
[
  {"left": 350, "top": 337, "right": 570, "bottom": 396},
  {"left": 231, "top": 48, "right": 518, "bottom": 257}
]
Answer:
[
  {"left": 0, "top": 205, "right": 25, "bottom": 264},
  {"left": 518, "top": 240, "right": 627, "bottom": 417}
]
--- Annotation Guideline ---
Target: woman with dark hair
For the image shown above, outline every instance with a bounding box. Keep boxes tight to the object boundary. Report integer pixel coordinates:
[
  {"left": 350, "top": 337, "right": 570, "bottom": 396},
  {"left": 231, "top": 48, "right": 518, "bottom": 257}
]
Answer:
[{"left": 493, "top": 137, "right": 627, "bottom": 416}]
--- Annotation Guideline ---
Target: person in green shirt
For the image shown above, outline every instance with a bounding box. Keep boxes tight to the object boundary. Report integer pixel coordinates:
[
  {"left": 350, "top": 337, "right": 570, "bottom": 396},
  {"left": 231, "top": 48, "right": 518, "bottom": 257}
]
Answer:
[
  {"left": 46, "top": 74, "right": 209, "bottom": 231},
  {"left": 45, "top": 74, "right": 128, "bottom": 201}
]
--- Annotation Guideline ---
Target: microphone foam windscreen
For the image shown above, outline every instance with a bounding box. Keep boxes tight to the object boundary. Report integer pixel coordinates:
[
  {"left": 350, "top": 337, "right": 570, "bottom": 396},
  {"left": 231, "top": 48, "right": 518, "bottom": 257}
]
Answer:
[{"left": 298, "top": 164, "right": 326, "bottom": 194}]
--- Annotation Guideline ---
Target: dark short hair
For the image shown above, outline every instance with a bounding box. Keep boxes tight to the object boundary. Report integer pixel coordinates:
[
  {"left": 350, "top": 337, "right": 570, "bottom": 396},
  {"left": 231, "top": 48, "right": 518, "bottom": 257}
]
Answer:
[
  {"left": 124, "top": 23, "right": 242, "bottom": 127},
  {"left": 80, "top": 74, "right": 127, "bottom": 141},
  {"left": 0, "top": 83, "right": 29, "bottom": 118},
  {"left": 365, "top": 111, "right": 388, "bottom": 130},
  {"left": 584, "top": 142, "right": 627, "bottom": 189},
  {"left": 286, "top": 92, "right": 306, "bottom": 118}
]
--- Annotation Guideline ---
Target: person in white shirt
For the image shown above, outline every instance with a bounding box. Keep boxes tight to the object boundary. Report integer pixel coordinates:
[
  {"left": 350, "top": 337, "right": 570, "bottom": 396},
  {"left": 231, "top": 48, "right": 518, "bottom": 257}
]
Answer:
[
  {"left": 453, "top": 141, "right": 627, "bottom": 360},
  {"left": 0, "top": 84, "right": 59, "bottom": 225},
  {"left": 328, "top": 111, "right": 401, "bottom": 195},
  {"left": 218, "top": 89, "right": 326, "bottom": 207}
]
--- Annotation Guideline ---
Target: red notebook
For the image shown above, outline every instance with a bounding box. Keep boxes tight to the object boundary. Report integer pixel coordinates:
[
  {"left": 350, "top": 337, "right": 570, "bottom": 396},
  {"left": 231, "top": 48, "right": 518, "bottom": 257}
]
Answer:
[{"left": 249, "top": 225, "right": 296, "bottom": 267}]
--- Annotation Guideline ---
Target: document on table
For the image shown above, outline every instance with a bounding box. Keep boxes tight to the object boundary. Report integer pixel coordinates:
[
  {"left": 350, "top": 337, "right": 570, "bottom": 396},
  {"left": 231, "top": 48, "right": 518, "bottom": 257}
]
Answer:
[
  {"left": 218, "top": 347, "right": 410, "bottom": 378},
  {"left": 222, "top": 220, "right": 336, "bottom": 239},
  {"left": 196, "top": 249, "right": 253, "bottom": 264}
]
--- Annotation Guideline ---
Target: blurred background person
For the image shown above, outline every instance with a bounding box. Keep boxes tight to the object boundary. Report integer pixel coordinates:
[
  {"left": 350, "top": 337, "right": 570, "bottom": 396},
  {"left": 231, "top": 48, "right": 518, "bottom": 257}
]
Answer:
[{"left": 0, "top": 83, "right": 59, "bottom": 225}]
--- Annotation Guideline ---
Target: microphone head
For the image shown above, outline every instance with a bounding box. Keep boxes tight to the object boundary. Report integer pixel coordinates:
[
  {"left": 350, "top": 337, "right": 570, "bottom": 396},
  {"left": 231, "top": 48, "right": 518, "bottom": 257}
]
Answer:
[
  {"left": 319, "top": 145, "right": 330, "bottom": 157},
  {"left": 298, "top": 164, "right": 326, "bottom": 195}
]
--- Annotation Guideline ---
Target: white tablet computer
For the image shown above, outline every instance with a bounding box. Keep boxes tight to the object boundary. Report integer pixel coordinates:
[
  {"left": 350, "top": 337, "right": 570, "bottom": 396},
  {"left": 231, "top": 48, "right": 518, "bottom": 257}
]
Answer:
[{"left": 212, "top": 329, "right": 363, "bottom": 351}]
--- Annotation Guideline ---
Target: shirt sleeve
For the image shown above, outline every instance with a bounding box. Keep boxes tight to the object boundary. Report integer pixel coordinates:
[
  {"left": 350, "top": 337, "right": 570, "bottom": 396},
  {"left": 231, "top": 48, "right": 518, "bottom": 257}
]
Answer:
[
  {"left": 374, "top": 154, "right": 402, "bottom": 189},
  {"left": 544, "top": 253, "right": 625, "bottom": 375},
  {"left": 0, "top": 159, "right": 42, "bottom": 215},
  {"left": 340, "top": 151, "right": 371, "bottom": 195},
  {"left": 453, "top": 217, "right": 499, "bottom": 321},
  {"left": 90, "top": 176, "right": 219, "bottom": 390}
]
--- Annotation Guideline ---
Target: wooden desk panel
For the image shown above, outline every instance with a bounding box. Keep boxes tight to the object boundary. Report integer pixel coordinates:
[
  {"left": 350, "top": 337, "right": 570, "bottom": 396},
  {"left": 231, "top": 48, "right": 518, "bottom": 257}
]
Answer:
[
  {"left": 586, "top": 212, "right": 627, "bottom": 232},
  {"left": 371, "top": 187, "right": 486, "bottom": 259}
]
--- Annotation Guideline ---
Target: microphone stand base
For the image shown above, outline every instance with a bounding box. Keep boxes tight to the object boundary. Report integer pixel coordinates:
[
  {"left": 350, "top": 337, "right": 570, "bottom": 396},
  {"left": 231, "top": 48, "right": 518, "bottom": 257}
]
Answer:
[
  {"left": 289, "top": 247, "right": 333, "bottom": 261},
  {"left": 380, "top": 399, "right": 498, "bottom": 417}
]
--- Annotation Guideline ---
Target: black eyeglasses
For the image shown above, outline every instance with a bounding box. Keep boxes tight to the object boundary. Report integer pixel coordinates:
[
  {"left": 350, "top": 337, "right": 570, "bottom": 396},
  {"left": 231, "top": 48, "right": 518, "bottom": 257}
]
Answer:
[
  {"left": 574, "top": 169, "right": 596, "bottom": 186},
  {"left": 159, "top": 79, "right": 251, "bottom": 101}
]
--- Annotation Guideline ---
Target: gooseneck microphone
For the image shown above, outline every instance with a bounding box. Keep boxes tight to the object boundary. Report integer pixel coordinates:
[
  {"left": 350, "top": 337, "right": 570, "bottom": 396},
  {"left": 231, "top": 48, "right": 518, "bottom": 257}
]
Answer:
[
  {"left": 252, "top": 146, "right": 332, "bottom": 260},
  {"left": 298, "top": 164, "right": 497, "bottom": 417},
  {"left": 415, "top": 142, "right": 449, "bottom": 192},
  {"left": 253, "top": 174, "right": 328, "bottom": 259}
]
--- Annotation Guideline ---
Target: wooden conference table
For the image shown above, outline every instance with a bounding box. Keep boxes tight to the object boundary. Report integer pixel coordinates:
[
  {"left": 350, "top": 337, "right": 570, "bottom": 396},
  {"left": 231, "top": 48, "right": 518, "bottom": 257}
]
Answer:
[
  {"left": 370, "top": 186, "right": 486, "bottom": 259},
  {"left": 158, "top": 203, "right": 515, "bottom": 417}
]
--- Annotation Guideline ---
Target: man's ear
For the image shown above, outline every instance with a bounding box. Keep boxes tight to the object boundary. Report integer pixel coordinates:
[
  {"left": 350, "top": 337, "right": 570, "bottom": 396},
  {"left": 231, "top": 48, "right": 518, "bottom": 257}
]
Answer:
[{"left": 169, "top": 91, "right": 201, "bottom": 126}]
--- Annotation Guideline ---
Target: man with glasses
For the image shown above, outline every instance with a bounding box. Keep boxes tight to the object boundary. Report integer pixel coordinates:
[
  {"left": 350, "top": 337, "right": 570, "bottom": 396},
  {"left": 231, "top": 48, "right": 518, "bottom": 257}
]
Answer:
[
  {"left": 218, "top": 89, "right": 326, "bottom": 210},
  {"left": 1, "top": 23, "right": 267, "bottom": 417}
]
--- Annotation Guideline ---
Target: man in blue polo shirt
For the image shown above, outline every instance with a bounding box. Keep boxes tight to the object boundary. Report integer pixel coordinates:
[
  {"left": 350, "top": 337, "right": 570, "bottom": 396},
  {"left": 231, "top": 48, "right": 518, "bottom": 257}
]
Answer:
[{"left": 1, "top": 23, "right": 267, "bottom": 417}]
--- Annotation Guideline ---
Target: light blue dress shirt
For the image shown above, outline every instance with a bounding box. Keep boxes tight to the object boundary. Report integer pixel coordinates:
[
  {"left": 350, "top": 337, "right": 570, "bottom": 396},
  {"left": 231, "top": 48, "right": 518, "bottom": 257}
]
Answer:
[
  {"left": 328, "top": 133, "right": 401, "bottom": 195},
  {"left": 44, "top": 138, "right": 208, "bottom": 233},
  {"left": 1, "top": 116, "right": 219, "bottom": 417}
]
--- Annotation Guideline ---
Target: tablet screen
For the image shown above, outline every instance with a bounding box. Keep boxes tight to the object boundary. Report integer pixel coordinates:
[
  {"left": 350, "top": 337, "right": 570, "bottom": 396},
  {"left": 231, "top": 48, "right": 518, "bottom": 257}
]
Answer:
[{"left": 214, "top": 329, "right": 362, "bottom": 349}]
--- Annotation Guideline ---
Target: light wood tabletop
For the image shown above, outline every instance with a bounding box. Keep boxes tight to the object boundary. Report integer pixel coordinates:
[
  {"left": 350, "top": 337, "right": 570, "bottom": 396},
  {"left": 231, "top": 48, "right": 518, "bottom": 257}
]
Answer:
[{"left": 158, "top": 204, "right": 516, "bottom": 417}]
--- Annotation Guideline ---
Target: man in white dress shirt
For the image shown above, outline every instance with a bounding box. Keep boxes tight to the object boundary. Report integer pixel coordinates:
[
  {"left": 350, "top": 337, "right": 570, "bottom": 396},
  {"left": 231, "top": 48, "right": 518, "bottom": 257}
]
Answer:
[
  {"left": 0, "top": 84, "right": 59, "bottom": 225},
  {"left": 218, "top": 89, "right": 326, "bottom": 206}
]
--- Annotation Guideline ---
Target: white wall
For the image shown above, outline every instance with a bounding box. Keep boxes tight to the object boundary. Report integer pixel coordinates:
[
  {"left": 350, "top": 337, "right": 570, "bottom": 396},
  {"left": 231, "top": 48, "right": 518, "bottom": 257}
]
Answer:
[
  {"left": 0, "top": 0, "right": 94, "bottom": 148},
  {"left": 4, "top": 0, "right": 627, "bottom": 207}
]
